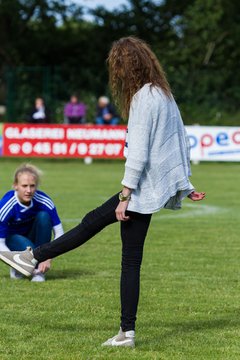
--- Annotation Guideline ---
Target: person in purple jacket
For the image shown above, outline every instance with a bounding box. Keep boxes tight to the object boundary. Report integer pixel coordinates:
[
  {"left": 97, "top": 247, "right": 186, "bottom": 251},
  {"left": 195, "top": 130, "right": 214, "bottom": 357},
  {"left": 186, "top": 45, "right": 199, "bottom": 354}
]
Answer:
[{"left": 64, "top": 95, "right": 87, "bottom": 124}]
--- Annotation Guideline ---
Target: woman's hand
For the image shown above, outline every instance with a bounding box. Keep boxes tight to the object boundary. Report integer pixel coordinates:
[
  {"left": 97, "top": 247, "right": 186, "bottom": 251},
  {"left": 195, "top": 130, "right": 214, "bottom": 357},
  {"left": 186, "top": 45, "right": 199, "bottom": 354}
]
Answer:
[
  {"left": 37, "top": 259, "right": 52, "bottom": 273},
  {"left": 115, "top": 200, "right": 130, "bottom": 221},
  {"left": 188, "top": 191, "right": 206, "bottom": 201},
  {"left": 116, "top": 186, "right": 132, "bottom": 221}
]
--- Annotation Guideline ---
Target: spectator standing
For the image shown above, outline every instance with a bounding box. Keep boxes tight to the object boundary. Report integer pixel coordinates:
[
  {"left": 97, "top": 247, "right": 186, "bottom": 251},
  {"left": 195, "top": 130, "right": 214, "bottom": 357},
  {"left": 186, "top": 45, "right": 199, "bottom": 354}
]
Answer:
[
  {"left": 64, "top": 95, "right": 87, "bottom": 124},
  {"left": 96, "top": 96, "right": 119, "bottom": 125}
]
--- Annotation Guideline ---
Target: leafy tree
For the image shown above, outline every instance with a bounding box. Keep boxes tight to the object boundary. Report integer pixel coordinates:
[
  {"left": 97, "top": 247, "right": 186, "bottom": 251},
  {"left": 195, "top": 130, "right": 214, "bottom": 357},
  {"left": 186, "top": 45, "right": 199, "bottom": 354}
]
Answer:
[
  {"left": 0, "top": 0, "right": 85, "bottom": 121},
  {"left": 0, "top": 0, "right": 239, "bottom": 124},
  {"left": 165, "top": 0, "right": 240, "bottom": 123}
]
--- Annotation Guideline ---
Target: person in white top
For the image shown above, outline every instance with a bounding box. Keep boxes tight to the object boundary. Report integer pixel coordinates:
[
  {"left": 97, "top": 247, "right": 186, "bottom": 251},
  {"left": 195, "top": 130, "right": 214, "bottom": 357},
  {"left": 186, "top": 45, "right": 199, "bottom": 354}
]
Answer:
[
  {"left": 0, "top": 37, "right": 205, "bottom": 344},
  {"left": 28, "top": 97, "right": 51, "bottom": 123}
]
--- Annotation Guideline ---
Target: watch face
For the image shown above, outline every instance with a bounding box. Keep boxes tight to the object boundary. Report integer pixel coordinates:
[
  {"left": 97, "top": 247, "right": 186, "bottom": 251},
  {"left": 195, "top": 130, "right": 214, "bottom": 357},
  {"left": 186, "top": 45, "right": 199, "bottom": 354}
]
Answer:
[
  {"left": 119, "top": 193, "right": 124, "bottom": 201},
  {"left": 119, "top": 192, "right": 130, "bottom": 201}
]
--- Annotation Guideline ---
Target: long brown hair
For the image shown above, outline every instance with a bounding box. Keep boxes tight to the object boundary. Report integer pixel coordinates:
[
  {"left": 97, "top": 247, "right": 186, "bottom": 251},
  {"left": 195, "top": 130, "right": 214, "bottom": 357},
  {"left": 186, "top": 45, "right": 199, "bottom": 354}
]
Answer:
[{"left": 107, "top": 36, "right": 171, "bottom": 119}]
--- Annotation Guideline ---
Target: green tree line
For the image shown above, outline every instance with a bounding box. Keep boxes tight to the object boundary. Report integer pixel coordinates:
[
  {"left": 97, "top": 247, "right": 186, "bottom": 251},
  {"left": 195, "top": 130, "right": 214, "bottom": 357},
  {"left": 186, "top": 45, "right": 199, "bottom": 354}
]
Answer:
[{"left": 0, "top": 0, "right": 239, "bottom": 124}]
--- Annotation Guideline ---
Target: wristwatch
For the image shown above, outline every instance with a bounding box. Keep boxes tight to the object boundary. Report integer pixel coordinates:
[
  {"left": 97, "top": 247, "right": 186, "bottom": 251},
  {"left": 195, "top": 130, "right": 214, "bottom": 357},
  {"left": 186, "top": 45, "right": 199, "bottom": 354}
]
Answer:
[{"left": 119, "top": 192, "right": 131, "bottom": 202}]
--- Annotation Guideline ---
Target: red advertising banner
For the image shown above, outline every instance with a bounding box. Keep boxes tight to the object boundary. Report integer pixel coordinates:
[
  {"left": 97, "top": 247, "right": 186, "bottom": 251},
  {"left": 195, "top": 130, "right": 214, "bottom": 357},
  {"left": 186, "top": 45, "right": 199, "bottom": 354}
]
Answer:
[{"left": 2, "top": 124, "right": 127, "bottom": 158}]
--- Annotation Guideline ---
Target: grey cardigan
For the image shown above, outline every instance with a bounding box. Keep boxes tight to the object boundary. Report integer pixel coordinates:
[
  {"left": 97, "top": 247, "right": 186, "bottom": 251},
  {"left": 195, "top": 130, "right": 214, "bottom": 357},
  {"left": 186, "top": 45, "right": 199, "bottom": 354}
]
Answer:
[{"left": 122, "top": 84, "right": 194, "bottom": 214}]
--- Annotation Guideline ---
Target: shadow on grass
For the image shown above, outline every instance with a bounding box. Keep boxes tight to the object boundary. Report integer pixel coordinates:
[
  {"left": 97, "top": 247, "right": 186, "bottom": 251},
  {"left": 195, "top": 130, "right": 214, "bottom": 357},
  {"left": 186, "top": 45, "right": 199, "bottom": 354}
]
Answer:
[
  {"left": 140, "top": 316, "right": 240, "bottom": 349},
  {"left": 46, "top": 268, "right": 96, "bottom": 280},
  {"left": 0, "top": 267, "right": 96, "bottom": 281}
]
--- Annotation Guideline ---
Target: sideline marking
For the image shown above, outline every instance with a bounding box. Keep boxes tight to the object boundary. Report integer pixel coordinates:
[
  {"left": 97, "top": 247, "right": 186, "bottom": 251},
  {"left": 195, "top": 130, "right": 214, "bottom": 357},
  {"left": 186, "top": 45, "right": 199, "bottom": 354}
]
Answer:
[
  {"left": 152, "top": 203, "right": 227, "bottom": 221},
  {"left": 62, "top": 204, "right": 227, "bottom": 223}
]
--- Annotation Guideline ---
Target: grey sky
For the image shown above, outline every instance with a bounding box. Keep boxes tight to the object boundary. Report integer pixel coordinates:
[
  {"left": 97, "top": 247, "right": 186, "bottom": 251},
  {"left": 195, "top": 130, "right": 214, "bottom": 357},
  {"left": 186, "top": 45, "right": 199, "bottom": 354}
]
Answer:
[{"left": 74, "top": 0, "right": 129, "bottom": 11}]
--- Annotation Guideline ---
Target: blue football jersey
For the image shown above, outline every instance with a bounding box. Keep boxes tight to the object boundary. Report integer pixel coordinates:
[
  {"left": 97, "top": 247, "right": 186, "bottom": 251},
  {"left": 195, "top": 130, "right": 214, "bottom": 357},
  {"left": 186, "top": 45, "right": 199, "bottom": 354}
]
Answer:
[{"left": 0, "top": 190, "right": 61, "bottom": 238}]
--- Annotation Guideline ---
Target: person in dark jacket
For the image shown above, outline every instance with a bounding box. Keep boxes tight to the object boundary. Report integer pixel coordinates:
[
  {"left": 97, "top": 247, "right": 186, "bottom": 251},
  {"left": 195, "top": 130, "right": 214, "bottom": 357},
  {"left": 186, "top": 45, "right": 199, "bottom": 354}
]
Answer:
[{"left": 96, "top": 96, "right": 119, "bottom": 125}]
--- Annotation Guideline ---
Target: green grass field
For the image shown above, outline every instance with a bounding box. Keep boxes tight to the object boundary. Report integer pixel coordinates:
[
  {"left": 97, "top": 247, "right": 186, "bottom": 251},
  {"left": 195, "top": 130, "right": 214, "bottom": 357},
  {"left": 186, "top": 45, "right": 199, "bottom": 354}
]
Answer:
[{"left": 0, "top": 158, "right": 240, "bottom": 360}]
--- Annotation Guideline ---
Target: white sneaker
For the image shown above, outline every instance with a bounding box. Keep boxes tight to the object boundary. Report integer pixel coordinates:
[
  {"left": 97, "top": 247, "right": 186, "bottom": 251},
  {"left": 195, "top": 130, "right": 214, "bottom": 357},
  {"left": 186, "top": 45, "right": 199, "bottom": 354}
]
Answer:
[
  {"left": 102, "top": 328, "right": 135, "bottom": 347},
  {"left": 31, "top": 273, "right": 45, "bottom": 282},
  {"left": 0, "top": 247, "right": 38, "bottom": 277},
  {"left": 10, "top": 267, "right": 24, "bottom": 279}
]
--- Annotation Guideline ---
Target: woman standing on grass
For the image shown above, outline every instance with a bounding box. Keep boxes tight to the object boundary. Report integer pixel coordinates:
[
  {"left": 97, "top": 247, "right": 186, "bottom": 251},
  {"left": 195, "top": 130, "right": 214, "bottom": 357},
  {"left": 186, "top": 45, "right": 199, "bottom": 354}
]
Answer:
[{"left": 0, "top": 36, "right": 205, "bottom": 348}]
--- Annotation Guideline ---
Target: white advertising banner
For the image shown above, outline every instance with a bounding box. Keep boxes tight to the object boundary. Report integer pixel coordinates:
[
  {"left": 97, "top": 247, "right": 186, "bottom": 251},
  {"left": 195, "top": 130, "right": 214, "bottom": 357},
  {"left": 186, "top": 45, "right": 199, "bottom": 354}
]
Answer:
[{"left": 185, "top": 126, "right": 240, "bottom": 162}]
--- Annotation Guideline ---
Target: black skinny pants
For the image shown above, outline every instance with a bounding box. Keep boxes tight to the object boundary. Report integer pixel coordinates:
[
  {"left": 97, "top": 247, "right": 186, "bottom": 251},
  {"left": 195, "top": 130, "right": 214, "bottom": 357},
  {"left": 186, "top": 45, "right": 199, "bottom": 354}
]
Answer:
[{"left": 33, "top": 193, "right": 152, "bottom": 331}]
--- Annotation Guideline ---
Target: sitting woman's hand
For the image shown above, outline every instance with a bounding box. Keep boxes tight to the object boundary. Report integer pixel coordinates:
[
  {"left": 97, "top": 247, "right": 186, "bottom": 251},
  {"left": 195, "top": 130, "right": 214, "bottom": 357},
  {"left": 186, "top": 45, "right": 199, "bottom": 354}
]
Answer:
[{"left": 188, "top": 191, "right": 206, "bottom": 201}]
